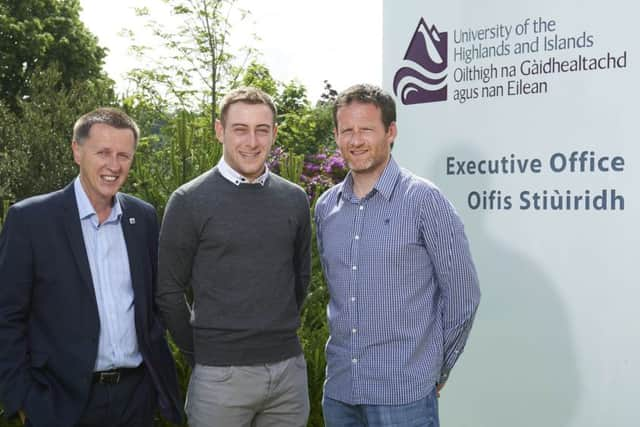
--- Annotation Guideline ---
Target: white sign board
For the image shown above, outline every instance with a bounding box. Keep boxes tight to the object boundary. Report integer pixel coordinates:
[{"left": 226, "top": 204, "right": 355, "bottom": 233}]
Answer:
[{"left": 383, "top": 1, "right": 639, "bottom": 426}]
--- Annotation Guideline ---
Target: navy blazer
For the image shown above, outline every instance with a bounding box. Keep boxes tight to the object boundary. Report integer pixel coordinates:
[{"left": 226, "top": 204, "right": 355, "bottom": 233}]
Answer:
[{"left": 0, "top": 183, "right": 182, "bottom": 427}]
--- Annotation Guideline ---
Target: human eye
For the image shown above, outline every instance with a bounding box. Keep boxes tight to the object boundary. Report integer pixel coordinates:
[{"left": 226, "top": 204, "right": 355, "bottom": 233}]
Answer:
[
  {"left": 256, "top": 126, "right": 271, "bottom": 135},
  {"left": 232, "top": 125, "right": 248, "bottom": 135}
]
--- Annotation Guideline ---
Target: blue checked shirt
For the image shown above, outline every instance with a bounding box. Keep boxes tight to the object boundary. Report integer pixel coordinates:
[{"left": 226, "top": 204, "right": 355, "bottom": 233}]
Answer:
[{"left": 315, "top": 157, "right": 480, "bottom": 405}]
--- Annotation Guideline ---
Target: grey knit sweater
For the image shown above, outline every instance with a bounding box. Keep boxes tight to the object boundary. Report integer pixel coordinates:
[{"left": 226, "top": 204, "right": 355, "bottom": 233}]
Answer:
[{"left": 156, "top": 167, "right": 311, "bottom": 366}]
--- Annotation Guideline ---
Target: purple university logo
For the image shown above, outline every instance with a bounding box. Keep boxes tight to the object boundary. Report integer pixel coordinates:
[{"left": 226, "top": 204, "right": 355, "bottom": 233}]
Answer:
[{"left": 393, "top": 18, "right": 448, "bottom": 104}]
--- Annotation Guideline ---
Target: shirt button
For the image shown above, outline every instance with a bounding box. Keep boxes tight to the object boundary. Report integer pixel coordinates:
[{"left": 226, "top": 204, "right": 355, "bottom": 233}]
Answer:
[
  {"left": 352, "top": 265, "right": 357, "bottom": 270},
  {"left": 350, "top": 297, "right": 356, "bottom": 302},
  {"left": 354, "top": 235, "right": 360, "bottom": 240},
  {"left": 352, "top": 358, "right": 358, "bottom": 363},
  {"left": 351, "top": 328, "right": 357, "bottom": 334}
]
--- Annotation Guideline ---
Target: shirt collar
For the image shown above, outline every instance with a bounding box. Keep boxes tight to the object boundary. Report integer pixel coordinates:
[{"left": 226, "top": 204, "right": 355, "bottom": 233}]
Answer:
[
  {"left": 73, "top": 176, "right": 122, "bottom": 223},
  {"left": 339, "top": 156, "right": 401, "bottom": 203},
  {"left": 217, "top": 156, "right": 269, "bottom": 186}
]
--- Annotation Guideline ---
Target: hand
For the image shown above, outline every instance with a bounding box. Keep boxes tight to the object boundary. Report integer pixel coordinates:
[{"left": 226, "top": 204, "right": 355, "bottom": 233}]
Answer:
[
  {"left": 436, "top": 382, "right": 445, "bottom": 398},
  {"left": 18, "top": 410, "right": 26, "bottom": 425}
]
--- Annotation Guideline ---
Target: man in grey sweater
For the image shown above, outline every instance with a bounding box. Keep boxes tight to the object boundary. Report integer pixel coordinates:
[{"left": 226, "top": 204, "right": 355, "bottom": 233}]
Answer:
[{"left": 156, "top": 87, "right": 311, "bottom": 427}]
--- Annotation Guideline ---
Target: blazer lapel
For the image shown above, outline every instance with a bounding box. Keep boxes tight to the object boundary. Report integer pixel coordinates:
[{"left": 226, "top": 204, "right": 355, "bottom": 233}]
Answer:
[
  {"left": 62, "top": 184, "right": 96, "bottom": 299},
  {"left": 119, "top": 195, "right": 149, "bottom": 331}
]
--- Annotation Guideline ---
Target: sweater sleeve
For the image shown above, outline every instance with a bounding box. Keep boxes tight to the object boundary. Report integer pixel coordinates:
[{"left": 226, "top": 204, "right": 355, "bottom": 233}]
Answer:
[
  {"left": 293, "top": 192, "right": 312, "bottom": 311},
  {"left": 156, "top": 190, "right": 197, "bottom": 364}
]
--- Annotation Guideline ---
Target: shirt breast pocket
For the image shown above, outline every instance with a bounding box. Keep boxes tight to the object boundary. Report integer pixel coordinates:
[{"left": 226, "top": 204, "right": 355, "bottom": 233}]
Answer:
[{"left": 375, "top": 211, "right": 430, "bottom": 272}]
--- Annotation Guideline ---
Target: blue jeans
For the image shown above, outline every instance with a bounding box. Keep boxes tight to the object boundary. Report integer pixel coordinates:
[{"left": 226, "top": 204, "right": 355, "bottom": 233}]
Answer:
[{"left": 322, "top": 389, "right": 439, "bottom": 427}]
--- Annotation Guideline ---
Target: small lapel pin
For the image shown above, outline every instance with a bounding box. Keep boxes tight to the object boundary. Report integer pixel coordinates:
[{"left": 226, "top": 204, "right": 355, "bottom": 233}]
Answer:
[{"left": 129, "top": 217, "right": 136, "bottom": 225}]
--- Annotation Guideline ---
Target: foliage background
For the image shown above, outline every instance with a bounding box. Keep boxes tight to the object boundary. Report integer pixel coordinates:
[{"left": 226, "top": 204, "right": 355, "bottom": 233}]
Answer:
[{"left": 0, "top": 1, "right": 347, "bottom": 425}]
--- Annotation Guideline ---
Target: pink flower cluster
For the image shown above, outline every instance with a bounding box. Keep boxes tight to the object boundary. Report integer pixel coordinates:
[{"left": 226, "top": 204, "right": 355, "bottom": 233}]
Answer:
[{"left": 269, "top": 147, "right": 348, "bottom": 201}]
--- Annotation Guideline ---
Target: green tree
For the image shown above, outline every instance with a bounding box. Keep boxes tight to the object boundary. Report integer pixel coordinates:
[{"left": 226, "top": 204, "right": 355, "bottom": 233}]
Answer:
[
  {"left": 275, "top": 80, "right": 313, "bottom": 155},
  {"left": 241, "top": 62, "right": 277, "bottom": 96},
  {"left": 313, "top": 80, "right": 339, "bottom": 146},
  {"left": 126, "top": 0, "right": 255, "bottom": 127},
  {"left": 0, "top": 0, "right": 107, "bottom": 112},
  {"left": 274, "top": 80, "right": 336, "bottom": 157},
  {"left": 0, "top": 65, "right": 114, "bottom": 203}
]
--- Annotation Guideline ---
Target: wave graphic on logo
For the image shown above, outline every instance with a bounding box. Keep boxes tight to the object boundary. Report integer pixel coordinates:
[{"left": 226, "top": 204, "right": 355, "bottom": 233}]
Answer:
[{"left": 393, "top": 18, "right": 448, "bottom": 104}]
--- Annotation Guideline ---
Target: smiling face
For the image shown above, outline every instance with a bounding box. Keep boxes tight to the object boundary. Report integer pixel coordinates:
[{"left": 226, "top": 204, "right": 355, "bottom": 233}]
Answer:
[
  {"left": 335, "top": 101, "right": 397, "bottom": 181},
  {"left": 215, "top": 102, "right": 277, "bottom": 181},
  {"left": 72, "top": 123, "right": 136, "bottom": 212}
]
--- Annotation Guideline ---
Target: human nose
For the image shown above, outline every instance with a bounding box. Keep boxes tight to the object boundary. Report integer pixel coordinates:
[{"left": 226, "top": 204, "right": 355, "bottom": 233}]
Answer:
[
  {"left": 245, "top": 130, "right": 262, "bottom": 148},
  {"left": 348, "top": 129, "right": 365, "bottom": 146},
  {"left": 106, "top": 154, "right": 121, "bottom": 171}
]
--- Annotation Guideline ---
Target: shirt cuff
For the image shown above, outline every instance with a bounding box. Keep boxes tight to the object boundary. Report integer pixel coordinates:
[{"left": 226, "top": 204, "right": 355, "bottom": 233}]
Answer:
[{"left": 438, "top": 368, "right": 451, "bottom": 385}]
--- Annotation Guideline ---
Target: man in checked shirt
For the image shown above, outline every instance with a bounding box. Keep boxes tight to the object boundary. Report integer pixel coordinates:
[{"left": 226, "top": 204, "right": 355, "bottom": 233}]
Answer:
[{"left": 315, "top": 84, "right": 481, "bottom": 426}]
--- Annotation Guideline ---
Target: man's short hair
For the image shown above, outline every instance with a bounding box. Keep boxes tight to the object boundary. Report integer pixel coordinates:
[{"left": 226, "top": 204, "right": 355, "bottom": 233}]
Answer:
[
  {"left": 73, "top": 107, "right": 140, "bottom": 146},
  {"left": 333, "top": 84, "right": 397, "bottom": 131},
  {"left": 219, "top": 86, "right": 277, "bottom": 127}
]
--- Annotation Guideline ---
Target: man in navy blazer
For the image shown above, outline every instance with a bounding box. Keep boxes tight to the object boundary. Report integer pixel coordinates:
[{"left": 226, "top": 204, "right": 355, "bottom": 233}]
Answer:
[{"left": 0, "top": 108, "right": 182, "bottom": 426}]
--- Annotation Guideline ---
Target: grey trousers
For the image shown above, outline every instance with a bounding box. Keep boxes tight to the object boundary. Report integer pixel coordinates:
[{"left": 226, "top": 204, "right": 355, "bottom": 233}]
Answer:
[{"left": 185, "top": 354, "right": 310, "bottom": 427}]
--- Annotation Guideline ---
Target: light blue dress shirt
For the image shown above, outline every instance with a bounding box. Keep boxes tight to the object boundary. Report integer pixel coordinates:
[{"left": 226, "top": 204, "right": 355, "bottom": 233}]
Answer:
[
  {"left": 74, "top": 177, "right": 142, "bottom": 371},
  {"left": 315, "top": 157, "right": 481, "bottom": 405}
]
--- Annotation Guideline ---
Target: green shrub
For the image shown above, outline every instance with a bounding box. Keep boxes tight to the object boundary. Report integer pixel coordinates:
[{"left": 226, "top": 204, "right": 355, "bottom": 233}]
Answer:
[{"left": 299, "top": 217, "right": 330, "bottom": 427}]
